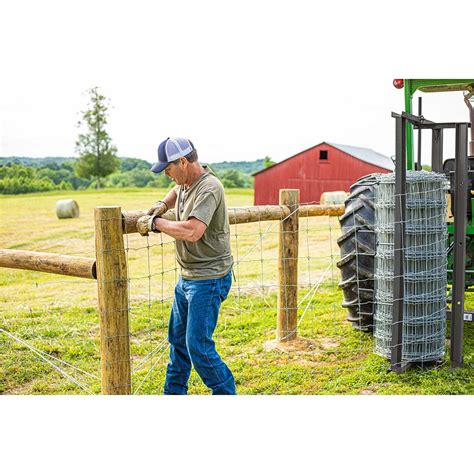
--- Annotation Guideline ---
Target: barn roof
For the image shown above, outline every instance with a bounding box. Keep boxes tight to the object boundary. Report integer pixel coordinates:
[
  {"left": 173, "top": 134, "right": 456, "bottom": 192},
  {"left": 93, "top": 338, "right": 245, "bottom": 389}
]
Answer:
[
  {"left": 327, "top": 142, "right": 394, "bottom": 171},
  {"left": 252, "top": 141, "right": 394, "bottom": 176}
]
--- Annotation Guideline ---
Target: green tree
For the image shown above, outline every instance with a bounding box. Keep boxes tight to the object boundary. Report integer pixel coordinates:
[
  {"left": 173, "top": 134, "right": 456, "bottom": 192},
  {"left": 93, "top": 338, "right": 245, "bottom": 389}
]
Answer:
[
  {"left": 120, "top": 157, "right": 151, "bottom": 172},
  {"left": 219, "top": 169, "right": 245, "bottom": 188},
  {"left": 263, "top": 156, "right": 275, "bottom": 168},
  {"left": 75, "top": 87, "right": 119, "bottom": 188}
]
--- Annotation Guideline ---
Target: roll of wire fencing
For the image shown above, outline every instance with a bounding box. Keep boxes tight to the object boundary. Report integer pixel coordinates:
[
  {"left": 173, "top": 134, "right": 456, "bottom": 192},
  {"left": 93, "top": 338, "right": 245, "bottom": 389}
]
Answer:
[{"left": 374, "top": 171, "right": 449, "bottom": 363}]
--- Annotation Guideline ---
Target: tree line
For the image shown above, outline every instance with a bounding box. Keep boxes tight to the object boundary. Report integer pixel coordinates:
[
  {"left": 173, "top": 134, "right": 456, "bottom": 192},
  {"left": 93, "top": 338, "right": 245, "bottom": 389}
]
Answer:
[{"left": 0, "top": 157, "right": 269, "bottom": 194}]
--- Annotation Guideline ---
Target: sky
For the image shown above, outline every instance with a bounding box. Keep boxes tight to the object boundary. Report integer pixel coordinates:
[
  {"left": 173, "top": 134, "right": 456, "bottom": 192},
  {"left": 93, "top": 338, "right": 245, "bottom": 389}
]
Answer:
[{"left": 1, "top": 0, "right": 472, "bottom": 166}]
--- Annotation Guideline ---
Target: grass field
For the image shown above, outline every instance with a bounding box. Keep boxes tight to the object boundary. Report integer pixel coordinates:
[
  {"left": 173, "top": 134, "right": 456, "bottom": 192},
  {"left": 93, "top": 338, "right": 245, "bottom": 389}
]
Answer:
[{"left": 0, "top": 188, "right": 473, "bottom": 395}]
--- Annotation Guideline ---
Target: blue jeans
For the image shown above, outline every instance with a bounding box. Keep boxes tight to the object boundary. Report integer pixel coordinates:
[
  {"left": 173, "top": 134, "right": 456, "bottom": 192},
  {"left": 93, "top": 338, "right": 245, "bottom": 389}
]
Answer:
[{"left": 164, "top": 272, "right": 236, "bottom": 395}]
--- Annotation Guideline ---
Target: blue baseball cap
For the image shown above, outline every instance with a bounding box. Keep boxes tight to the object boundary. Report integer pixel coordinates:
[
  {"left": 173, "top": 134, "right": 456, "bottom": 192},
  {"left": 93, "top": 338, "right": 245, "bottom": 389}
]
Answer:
[{"left": 150, "top": 137, "right": 195, "bottom": 173}]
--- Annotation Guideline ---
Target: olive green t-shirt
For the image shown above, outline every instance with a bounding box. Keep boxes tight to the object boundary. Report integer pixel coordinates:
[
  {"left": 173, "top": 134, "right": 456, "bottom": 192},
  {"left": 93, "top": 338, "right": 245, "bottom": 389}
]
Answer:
[{"left": 174, "top": 168, "right": 233, "bottom": 280}]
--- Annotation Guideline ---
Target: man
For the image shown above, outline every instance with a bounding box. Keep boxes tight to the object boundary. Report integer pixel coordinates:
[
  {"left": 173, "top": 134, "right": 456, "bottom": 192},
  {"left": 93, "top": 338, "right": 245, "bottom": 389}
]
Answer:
[{"left": 137, "top": 137, "right": 236, "bottom": 395}]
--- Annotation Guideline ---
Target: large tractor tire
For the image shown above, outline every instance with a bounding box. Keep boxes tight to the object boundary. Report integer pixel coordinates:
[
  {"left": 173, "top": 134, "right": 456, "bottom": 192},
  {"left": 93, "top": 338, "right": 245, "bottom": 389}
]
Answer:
[{"left": 337, "top": 174, "right": 377, "bottom": 330}]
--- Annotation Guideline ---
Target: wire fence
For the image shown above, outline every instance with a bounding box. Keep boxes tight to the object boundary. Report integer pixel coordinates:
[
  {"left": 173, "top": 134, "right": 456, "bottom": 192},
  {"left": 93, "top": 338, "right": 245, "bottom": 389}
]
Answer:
[
  {"left": 0, "top": 273, "right": 101, "bottom": 394},
  {"left": 3, "top": 179, "right": 467, "bottom": 395},
  {"left": 122, "top": 200, "right": 351, "bottom": 394},
  {"left": 1, "top": 197, "right": 368, "bottom": 394}
]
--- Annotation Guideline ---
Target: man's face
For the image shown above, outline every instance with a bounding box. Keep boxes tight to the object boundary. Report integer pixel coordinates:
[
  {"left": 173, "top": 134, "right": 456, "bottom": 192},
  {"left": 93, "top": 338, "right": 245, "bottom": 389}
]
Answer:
[{"left": 164, "top": 158, "right": 187, "bottom": 185}]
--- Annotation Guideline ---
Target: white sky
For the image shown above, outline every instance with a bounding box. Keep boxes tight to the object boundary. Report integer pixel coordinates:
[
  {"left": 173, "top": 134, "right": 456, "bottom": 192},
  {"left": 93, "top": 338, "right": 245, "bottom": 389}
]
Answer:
[{"left": 0, "top": 0, "right": 472, "bottom": 165}]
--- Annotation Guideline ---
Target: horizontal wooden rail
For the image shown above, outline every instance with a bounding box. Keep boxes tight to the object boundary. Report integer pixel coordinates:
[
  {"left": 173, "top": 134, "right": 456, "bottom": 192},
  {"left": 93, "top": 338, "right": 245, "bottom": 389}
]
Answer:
[
  {"left": 298, "top": 204, "right": 345, "bottom": 217},
  {"left": 0, "top": 249, "right": 96, "bottom": 279},
  {"left": 122, "top": 204, "right": 344, "bottom": 234}
]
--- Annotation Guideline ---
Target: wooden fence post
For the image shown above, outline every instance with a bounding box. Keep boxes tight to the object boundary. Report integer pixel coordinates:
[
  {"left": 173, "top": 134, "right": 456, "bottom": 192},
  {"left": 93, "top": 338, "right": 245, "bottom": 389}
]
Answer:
[
  {"left": 94, "top": 206, "right": 131, "bottom": 395},
  {"left": 277, "top": 189, "right": 299, "bottom": 342}
]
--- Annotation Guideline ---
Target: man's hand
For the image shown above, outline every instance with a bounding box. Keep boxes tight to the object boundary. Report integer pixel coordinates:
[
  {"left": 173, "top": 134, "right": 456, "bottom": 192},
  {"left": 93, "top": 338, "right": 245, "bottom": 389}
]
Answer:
[
  {"left": 147, "top": 200, "right": 168, "bottom": 217},
  {"left": 137, "top": 215, "right": 159, "bottom": 236}
]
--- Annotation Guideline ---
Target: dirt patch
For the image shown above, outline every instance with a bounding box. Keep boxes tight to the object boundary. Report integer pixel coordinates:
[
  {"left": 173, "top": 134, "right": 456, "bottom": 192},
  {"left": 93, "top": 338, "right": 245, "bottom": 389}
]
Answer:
[
  {"left": 319, "top": 337, "right": 340, "bottom": 350},
  {"left": 263, "top": 336, "right": 339, "bottom": 355},
  {"left": 4, "top": 379, "right": 37, "bottom": 395},
  {"left": 359, "top": 389, "right": 377, "bottom": 395}
]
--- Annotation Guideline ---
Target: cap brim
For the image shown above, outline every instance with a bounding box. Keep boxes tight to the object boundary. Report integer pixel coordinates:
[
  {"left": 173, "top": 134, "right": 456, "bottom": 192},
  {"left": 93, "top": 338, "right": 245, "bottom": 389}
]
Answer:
[{"left": 150, "top": 161, "right": 169, "bottom": 174}]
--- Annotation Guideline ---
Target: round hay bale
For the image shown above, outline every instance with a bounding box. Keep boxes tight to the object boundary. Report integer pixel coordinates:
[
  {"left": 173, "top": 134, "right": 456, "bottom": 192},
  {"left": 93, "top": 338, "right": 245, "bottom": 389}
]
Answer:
[
  {"left": 320, "top": 191, "right": 348, "bottom": 205},
  {"left": 56, "top": 199, "right": 80, "bottom": 219}
]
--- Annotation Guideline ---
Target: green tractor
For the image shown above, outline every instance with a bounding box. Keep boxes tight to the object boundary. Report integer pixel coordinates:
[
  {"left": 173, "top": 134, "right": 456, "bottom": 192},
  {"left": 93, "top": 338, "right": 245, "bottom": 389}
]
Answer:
[{"left": 337, "top": 79, "right": 474, "bottom": 331}]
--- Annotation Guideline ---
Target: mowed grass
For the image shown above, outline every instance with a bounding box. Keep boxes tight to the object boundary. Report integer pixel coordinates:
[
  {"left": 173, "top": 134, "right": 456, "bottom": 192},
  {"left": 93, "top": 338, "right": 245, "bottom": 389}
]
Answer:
[{"left": 0, "top": 188, "right": 473, "bottom": 395}]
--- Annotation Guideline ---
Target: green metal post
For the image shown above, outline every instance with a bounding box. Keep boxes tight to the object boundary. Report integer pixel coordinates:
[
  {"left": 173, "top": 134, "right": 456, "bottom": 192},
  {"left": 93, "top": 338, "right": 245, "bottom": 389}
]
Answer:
[{"left": 404, "top": 79, "right": 414, "bottom": 170}]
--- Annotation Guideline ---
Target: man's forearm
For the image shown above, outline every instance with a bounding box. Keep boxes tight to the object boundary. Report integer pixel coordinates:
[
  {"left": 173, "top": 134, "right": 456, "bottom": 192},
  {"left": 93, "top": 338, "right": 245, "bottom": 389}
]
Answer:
[{"left": 154, "top": 218, "right": 202, "bottom": 242}]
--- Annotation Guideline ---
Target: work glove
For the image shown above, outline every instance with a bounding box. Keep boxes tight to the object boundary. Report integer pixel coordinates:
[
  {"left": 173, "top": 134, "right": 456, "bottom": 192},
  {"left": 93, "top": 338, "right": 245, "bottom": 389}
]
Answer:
[
  {"left": 137, "top": 215, "right": 161, "bottom": 236},
  {"left": 147, "top": 200, "right": 168, "bottom": 217}
]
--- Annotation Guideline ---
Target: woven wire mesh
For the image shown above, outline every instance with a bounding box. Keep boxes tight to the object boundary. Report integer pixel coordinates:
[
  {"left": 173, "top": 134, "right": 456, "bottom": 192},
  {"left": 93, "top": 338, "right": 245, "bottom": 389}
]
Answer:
[
  {"left": 374, "top": 171, "right": 449, "bottom": 362},
  {"left": 121, "top": 202, "right": 345, "bottom": 394},
  {"left": 0, "top": 201, "right": 344, "bottom": 395}
]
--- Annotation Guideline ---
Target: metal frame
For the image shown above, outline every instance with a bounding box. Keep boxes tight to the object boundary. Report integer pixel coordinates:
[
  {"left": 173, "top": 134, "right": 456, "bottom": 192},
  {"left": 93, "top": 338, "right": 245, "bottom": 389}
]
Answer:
[
  {"left": 451, "top": 124, "right": 468, "bottom": 367},
  {"left": 402, "top": 79, "right": 474, "bottom": 170},
  {"left": 389, "top": 111, "right": 470, "bottom": 371},
  {"left": 391, "top": 114, "right": 408, "bottom": 372}
]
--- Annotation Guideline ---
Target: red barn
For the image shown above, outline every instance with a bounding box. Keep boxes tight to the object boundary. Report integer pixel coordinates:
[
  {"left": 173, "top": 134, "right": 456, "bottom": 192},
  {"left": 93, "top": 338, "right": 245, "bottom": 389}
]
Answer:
[{"left": 253, "top": 142, "right": 393, "bottom": 205}]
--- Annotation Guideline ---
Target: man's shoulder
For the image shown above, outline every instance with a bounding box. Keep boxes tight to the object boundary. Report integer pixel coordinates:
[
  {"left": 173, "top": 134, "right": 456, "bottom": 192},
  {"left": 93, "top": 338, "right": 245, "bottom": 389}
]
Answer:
[{"left": 196, "top": 172, "right": 224, "bottom": 195}]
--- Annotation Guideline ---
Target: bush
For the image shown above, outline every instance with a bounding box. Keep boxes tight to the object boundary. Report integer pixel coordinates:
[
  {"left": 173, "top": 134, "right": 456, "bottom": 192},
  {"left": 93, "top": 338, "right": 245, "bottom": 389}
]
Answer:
[
  {"left": 219, "top": 169, "right": 247, "bottom": 188},
  {"left": 0, "top": 162, "right": 94, "bottom": 193},
  {"left": 0, "top": 175, "right": 56, "bottom": 194}
]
